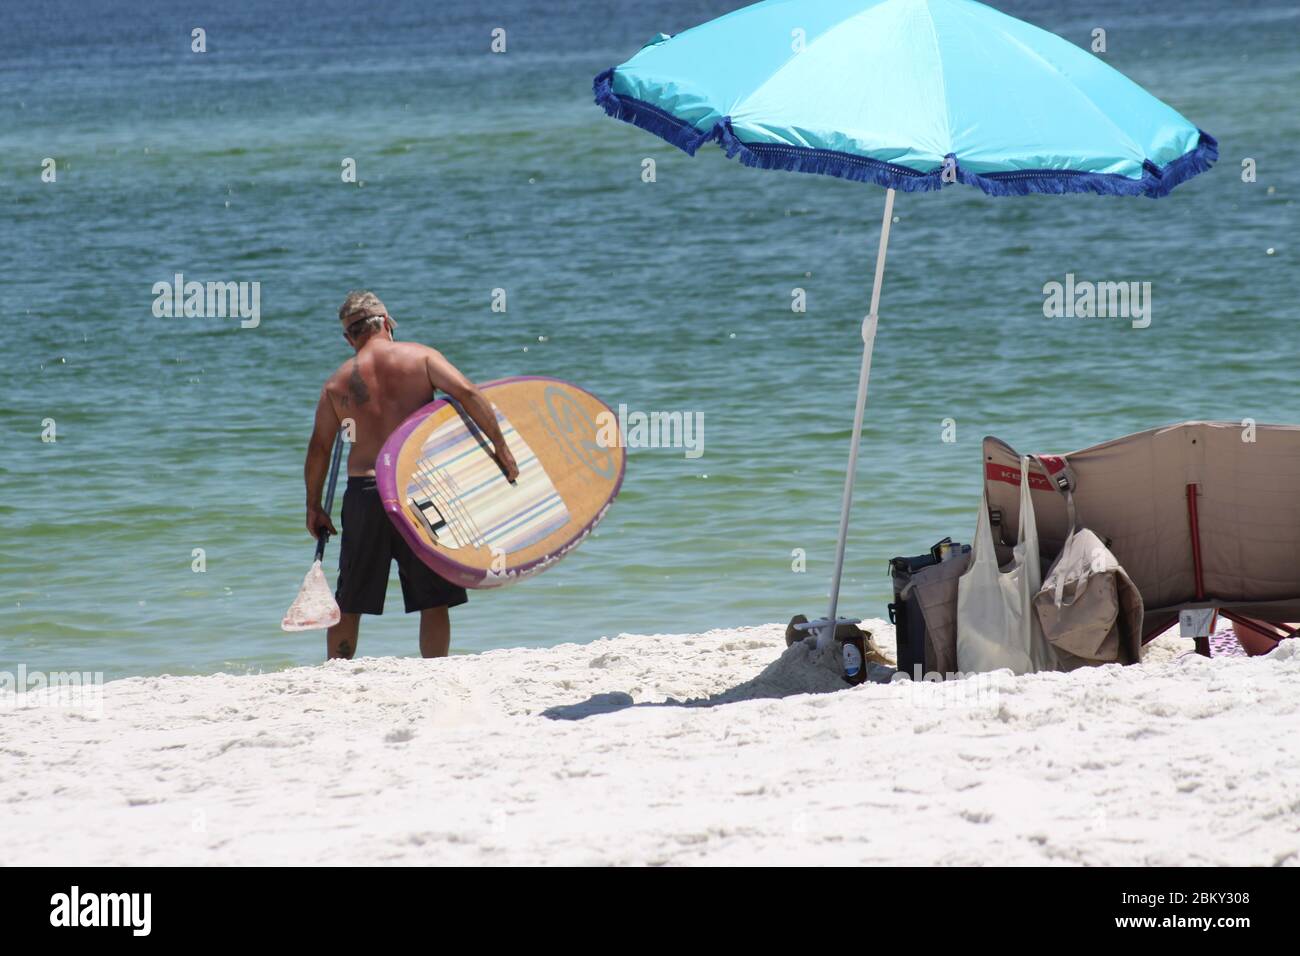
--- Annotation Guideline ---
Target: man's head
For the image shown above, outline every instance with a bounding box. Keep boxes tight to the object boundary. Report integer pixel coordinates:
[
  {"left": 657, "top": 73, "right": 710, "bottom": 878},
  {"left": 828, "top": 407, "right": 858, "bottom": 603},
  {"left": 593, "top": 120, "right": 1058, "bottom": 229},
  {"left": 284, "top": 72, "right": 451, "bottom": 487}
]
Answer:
[{"left": 338, "top": 290, "right": 396, "bottom": 347}]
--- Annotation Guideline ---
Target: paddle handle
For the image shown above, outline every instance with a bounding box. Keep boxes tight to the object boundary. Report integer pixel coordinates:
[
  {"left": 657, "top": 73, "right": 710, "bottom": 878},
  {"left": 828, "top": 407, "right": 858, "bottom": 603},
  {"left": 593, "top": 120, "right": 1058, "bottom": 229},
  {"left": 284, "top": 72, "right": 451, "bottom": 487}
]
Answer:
[{"left": 315, "top": 430, "right": 345, "bottom": 562}]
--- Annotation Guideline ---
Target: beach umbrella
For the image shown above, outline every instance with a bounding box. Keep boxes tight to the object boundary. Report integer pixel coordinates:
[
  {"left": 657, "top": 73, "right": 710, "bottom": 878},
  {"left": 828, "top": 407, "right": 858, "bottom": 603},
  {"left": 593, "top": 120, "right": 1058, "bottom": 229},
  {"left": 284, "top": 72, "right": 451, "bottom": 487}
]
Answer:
[{"left": 592, "top": 0, "right": 1216, "bottom": 649}]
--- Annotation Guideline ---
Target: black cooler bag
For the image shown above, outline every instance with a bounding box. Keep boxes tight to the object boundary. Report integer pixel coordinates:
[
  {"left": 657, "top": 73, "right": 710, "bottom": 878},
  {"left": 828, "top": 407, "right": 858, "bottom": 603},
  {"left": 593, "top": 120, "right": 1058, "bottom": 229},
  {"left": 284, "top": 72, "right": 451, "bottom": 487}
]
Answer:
[{"left": 888, "top": 538, "right": 969, "bottom": 680}]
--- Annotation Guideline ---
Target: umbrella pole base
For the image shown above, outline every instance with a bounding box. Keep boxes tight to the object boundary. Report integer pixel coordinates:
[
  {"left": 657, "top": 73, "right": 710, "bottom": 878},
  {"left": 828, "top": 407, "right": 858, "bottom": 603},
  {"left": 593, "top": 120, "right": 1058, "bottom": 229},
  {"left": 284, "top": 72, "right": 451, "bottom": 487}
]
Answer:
[
  {"left": 790, "top": 615, "right": 868, "bottom": 685},
  {"left": 795, "top": 614, "right": 861, "bottom": 631},
  {"left": 790, "top": 615, "right": 861, "bottom": 646}
]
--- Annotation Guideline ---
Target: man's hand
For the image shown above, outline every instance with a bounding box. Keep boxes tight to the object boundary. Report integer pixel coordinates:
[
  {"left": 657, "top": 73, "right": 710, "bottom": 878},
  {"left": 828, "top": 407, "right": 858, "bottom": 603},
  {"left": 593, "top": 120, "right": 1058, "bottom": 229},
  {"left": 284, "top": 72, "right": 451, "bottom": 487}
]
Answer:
[
  {"left": 495, "top": 445, "right": 519, "bottom": 483},
  {"left": 306, "top": 503, "right": 338, "bottom": 540}
]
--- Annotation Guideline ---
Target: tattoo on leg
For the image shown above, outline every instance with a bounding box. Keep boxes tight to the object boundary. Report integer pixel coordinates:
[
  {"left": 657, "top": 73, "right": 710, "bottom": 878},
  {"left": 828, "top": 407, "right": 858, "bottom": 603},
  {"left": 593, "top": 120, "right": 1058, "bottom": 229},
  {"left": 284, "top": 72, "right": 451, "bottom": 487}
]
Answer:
[
  {"left": 349, "top": 359, "right": 370, "bottom": 406},
  {"left": 338, "top": 640, "right": 353, "bottom": 658}
]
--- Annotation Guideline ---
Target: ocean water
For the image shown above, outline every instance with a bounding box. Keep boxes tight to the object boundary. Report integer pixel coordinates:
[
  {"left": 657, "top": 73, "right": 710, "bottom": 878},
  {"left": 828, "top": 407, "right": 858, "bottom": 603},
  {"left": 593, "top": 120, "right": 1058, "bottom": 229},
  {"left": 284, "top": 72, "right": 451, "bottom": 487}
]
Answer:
[{"left": 1, "top": 0, "right": 1296, "bottom": 681}]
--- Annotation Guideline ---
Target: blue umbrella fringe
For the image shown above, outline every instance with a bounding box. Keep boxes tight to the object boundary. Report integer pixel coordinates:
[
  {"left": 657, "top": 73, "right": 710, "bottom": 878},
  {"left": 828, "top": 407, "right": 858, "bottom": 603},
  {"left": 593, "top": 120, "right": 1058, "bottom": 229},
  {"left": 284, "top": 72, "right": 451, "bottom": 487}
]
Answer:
[
  {"left": 594, "top": 70, "right": 1218, "bottom": 198},
  {"left": 592, "top": 69, "right": 714, "bottom": 155}
]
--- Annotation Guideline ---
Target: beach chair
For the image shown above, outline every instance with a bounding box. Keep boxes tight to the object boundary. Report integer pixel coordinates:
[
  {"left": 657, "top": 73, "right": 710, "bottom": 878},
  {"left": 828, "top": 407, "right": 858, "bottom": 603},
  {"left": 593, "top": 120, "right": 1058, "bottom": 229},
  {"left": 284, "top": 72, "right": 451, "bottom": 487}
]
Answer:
[{"left": 982, "top": 421, "right": 1300, "bottom": 658}]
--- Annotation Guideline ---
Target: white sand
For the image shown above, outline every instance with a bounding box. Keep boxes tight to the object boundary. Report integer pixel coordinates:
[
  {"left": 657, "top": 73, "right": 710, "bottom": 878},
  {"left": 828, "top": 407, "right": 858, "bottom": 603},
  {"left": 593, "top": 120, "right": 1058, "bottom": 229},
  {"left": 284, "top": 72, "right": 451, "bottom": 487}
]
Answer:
[{"left": 5, "top": 622, "right": 1300, "bottom": 866}]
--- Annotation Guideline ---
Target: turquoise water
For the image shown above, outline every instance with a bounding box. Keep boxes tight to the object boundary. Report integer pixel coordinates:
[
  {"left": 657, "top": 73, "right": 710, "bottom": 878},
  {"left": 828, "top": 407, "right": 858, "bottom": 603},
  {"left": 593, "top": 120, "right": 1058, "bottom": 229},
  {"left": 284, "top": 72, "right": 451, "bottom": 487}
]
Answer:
[{"left": 2, "top": 0, "right": 1297, "bottom": 680}]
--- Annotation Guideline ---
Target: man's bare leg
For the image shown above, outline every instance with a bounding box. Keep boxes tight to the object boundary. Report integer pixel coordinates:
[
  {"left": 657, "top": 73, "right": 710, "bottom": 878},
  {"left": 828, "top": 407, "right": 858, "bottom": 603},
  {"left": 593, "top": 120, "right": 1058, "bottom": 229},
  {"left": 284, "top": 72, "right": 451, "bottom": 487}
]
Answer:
[
  {"left": 328, "top": 612, "right": 361, "bottom": 659},
  {"left": 419, "top": 606, "right": 450, "bottom": 658}
]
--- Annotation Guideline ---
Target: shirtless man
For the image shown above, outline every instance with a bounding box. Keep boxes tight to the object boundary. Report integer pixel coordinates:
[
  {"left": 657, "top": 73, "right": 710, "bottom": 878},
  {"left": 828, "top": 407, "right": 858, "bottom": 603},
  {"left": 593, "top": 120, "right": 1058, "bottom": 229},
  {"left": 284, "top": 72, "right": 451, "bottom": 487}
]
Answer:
[{"left": 304, "top": 291, "right": 518, "bottom": 660}]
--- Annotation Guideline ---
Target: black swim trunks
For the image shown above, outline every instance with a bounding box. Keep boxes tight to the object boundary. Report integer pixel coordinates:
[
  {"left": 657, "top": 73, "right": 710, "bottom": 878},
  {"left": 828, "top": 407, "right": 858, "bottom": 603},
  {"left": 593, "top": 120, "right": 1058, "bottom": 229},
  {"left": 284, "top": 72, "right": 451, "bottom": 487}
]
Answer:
[{"left": 335, "top": 476, "right": 469, "bottom": 615}]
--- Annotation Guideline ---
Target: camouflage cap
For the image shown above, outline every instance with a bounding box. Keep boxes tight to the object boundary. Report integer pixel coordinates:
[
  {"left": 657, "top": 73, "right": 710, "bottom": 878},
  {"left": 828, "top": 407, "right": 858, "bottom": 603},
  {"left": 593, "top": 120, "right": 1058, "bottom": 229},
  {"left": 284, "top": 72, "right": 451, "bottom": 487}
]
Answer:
[{"left": 338, "top": 290, "right": 389, "bottom": 327}]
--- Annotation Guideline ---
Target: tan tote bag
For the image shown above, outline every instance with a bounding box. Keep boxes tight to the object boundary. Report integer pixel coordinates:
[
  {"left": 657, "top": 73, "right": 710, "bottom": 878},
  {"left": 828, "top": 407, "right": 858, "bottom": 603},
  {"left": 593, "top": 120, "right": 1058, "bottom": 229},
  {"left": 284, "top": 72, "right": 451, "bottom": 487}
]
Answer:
[
  {"left": 1019, "top": 451, "right": 1143, "bottom": 669},
  {"left": 1033, "top": 525, "right": 1143, "bottom": 669},
  {"left": 957, "top": 456, "right": 1058, "bottom": 675}
]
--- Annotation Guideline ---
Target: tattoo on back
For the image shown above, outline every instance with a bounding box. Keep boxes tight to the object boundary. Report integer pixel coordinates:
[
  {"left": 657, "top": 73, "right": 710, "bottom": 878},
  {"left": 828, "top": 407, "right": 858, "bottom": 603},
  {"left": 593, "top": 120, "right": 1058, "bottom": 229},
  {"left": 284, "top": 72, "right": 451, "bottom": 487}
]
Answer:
[{"left": 348, "top": 360, "right": 370, "bottom": 407}]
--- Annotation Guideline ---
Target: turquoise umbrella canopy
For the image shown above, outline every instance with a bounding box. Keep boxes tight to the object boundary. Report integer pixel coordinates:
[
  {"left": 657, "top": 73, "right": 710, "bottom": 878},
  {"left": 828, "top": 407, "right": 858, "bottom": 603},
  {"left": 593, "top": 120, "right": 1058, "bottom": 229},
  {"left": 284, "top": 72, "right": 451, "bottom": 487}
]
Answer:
[
  {"left": 595, "top": 0, "right": 1216, "bottom": 197},
  {"left": 592, "top": 0, "right": 1218, "bottom": 660}
]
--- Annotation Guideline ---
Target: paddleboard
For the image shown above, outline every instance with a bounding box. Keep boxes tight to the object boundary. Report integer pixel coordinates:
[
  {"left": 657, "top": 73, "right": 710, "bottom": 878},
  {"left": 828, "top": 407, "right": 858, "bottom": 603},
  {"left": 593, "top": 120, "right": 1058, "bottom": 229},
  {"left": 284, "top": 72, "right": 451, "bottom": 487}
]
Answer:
[{"left": 375, "top": 376, "right": 625, "bottom": 589}]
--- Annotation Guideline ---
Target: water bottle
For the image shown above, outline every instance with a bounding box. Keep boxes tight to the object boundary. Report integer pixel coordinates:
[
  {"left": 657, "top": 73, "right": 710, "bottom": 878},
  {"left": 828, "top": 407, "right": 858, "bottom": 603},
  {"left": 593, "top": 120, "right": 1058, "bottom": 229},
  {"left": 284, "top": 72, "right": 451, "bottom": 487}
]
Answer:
[{"left": 838, "top": 627, "right": 868, "bottom": 686}]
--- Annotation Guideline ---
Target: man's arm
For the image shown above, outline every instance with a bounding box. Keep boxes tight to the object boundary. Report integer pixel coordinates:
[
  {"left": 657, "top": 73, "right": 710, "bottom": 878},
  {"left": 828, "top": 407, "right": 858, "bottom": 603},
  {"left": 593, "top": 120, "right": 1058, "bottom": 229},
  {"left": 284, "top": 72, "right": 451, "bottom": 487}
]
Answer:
[
  {"left": 304, "top": 387, "right": 341, "bottom": 538},
  {"left": 424, "top": 348, "right": 519, "bottom": 482}
]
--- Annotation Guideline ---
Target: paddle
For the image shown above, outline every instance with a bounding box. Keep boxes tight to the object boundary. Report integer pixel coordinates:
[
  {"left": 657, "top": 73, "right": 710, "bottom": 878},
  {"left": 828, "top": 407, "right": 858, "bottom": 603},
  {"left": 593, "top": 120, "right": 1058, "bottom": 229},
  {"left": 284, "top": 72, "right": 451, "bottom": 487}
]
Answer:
[
  {"left": 281, "top": 430, "right": 345, "bottom": 631},
  {"left": 446, "top": 395, "right": 518, "bottom": 485}
]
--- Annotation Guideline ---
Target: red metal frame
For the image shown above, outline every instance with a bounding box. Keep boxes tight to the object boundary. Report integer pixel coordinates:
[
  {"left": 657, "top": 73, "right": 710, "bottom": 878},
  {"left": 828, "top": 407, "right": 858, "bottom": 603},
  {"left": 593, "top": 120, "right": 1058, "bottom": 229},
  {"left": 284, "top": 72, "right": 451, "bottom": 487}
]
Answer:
[
  {"left": 1217, "top": 610, "right": 1297, "bottom": 642},
  {"left": 1185, "top": 484, "right": 1211, "bottom": 656},
  {"left": 1181, "top": 482, "right": 1291, "bottom": 655}
]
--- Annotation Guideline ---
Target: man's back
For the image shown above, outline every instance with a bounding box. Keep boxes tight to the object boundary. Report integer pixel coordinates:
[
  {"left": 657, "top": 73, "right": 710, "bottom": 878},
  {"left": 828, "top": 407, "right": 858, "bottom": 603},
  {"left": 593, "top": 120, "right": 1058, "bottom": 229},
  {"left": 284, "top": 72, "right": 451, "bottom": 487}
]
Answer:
[
  {"left": 304, "top": 291, "right": 516, "bottom": 661},
  {"left": 324, "top": 339, "right": 435, "bottom": 476}
]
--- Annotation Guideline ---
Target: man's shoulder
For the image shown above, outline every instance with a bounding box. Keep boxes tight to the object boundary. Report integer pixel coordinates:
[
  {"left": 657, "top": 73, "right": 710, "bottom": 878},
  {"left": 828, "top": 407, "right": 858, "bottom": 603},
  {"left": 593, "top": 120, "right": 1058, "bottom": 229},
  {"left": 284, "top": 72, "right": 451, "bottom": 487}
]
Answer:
[
  {"left": 391, "top": 340, "right": 436, "bottom": 358},
  {"left": 381, "top": 341, "right": 440, "bottom": 369},
  {"left": 323, "top": 360, "right": 352, "bottom": 386}
]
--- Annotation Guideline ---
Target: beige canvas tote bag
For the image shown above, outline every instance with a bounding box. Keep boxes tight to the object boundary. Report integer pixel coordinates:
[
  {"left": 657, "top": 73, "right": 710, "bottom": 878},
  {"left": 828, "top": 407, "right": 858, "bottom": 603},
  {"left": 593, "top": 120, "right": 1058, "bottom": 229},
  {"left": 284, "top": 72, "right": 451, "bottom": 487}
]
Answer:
[
  {"left": 957, "top": 456, "right": 1058, "bottom": 675},
  {"left": 1033, "top": 518, "right": 1143, "bottom": 668}
]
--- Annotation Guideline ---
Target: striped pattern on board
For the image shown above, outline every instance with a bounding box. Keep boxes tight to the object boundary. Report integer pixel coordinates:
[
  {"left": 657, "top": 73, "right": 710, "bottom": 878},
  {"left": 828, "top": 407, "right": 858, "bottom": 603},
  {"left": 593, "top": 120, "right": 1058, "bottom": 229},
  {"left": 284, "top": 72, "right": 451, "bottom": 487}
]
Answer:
[{"left": 404, "top": 407, "right": 569, "bottom": 554}]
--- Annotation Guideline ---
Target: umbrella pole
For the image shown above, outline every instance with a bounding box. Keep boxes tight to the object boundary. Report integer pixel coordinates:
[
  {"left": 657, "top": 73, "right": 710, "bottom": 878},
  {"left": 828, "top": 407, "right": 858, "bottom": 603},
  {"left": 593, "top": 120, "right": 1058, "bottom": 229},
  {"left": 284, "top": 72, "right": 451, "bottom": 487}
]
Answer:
[{"left": 818, "top": 187, "right": 896, "bottom": 649}]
